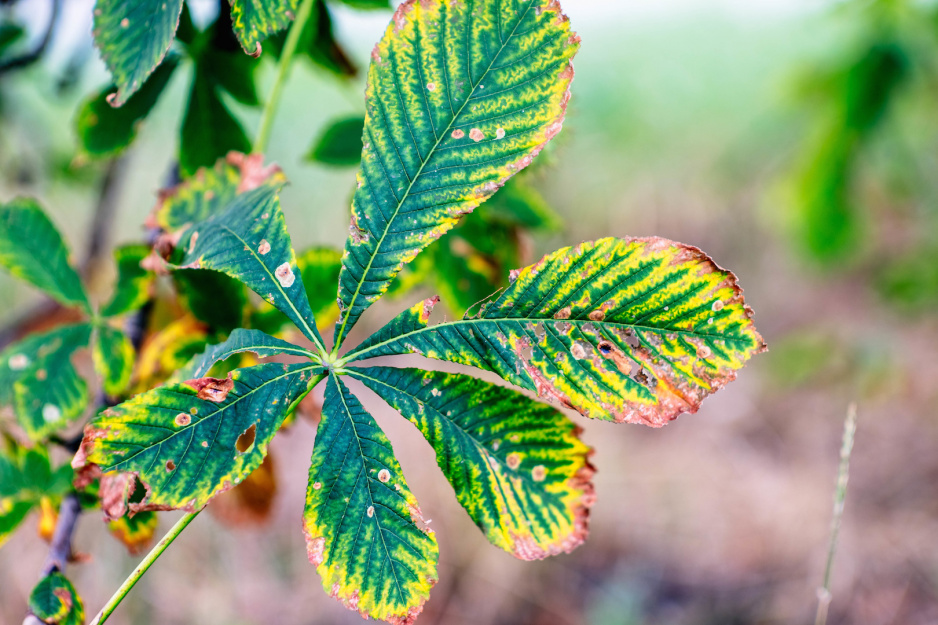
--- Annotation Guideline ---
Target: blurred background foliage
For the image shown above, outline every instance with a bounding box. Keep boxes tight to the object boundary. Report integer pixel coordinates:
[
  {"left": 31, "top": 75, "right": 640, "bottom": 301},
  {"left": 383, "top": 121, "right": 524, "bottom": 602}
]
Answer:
[{"left": 2, "top": 0, "right": 938, "bottom": 624}]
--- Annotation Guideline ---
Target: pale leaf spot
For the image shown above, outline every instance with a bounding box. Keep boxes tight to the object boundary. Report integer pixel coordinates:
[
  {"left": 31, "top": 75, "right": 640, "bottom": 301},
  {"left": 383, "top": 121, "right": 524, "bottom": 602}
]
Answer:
[
  {"left": 275, "top": 263, "right": 295, "bottom": 288},
  {"left": 258, "top": 239, "right": 271, "bottom": 255},
  {"left": 469, "top": 128, "right": 484, "bottom": 142},
  {"left": 532, "top": 465, "right": 547, "bottom": 482},
  {"left": 377, "top": 469, "right": 391, "bottom": 483},
  {"left": 367, "top": 505, "right": 375, "bottom": 518},
  {"left": 496, "top": 128, "right": 506, "bottom": 140},
  {"left": 451, "top": 129, "right": 465, "bottom": 139},
  {"left": 174, "top": 413, "right": 191, "bottom": 426},
  {"left": 42, "top": 404, "right": 60, "bottom": 424},
  {"left": 8, "top": 354, "right": 28, "bottom": 370}
]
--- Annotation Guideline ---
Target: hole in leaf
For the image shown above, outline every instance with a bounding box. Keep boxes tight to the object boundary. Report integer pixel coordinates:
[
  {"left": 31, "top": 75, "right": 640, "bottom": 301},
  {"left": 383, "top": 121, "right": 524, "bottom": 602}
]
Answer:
[{"left": 236, "top": 424, "right": 257, "bottom": 453}]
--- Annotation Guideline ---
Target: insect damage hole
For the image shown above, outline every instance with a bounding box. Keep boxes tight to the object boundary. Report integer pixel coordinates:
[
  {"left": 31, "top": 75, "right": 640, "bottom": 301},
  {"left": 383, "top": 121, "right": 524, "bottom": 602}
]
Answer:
[{"left": 236, "top": 424, "right": 257, "bottom": 453}]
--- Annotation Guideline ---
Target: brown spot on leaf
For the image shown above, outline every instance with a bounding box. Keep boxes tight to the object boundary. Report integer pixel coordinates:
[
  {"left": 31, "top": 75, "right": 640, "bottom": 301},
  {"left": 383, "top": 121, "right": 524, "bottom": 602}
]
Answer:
[
  {"left": 52, "top": 586, "right": 73, "bottom": 610},
  {"left": 174, "top": 413, "right": 191, "bottom": 426},
  {"left": 166, "top": 460, "right": 176, "bottom": 471},
  {"left": 588, "top": 310, "right": 605, "bottom": 321},
  {"left": 469, "top": 128, "right": 484, "bottom": 142},
  {"left": 186, "top": 377, "right": 234, "bottom": 402},
  {"left": 553, "top": 306, "right": 572, "bottom": 320},
  {"left": 258, "top": 239, "right": 271, "bottom": 255},
  {"left": 451, "top": 129, "right": 465, "bottom": 139},
  {"left": 506, "top": 453, "right": 521, "bottom": 470},
  {"left": 99, "top": 472, "right": 137, "bottom": 520},
  {"left": 531, "top": 465, "right": 547, "bottom": 481}
]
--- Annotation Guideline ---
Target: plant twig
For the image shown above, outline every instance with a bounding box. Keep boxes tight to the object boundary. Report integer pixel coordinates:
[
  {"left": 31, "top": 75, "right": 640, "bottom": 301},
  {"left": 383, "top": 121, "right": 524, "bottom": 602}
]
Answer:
[
  {"left": 82, "top": 155, "right": 129, "bottom": 282},
  {"left": 815, "top": 402, "right": 858, "bottom": 625},
  {"left": 90, "top": 511, "right": 200, "bottom": 625},
  {"left": 0, "top": 0, "right": 61, "bottom": 75},
  {"left": 39, "top": 493, "right": 81, "bottom": 576},
  {"left": 253, "top": 0, "right": 317, "bottom": 154}
]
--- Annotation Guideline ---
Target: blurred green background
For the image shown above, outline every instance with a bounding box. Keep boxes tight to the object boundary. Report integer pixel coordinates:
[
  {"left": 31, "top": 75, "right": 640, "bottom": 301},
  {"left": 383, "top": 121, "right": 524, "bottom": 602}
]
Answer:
[{"left": 2, "top": 0, "right": 938, "bottom": 623}]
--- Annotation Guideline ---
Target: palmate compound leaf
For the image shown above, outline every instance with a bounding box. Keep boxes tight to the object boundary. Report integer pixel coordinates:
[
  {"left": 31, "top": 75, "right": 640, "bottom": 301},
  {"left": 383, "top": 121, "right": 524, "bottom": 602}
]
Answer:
[
  {"left": 28, "top": 571, "right": 84, "bottom": 625},
  {"left": 304, "top": 375, "right": 438, "bottom": 624},
  {"left": 347, "top": 237, "right": 766, "bottom": 427},
  {"left": 350, "top": 366, "right": 595, "bottom": 560},
  {"left": 73, "top": 362, "right": 325, "bottom": 513},
  {"left": 0, "top": 324, "right": 92, "bottom": 441},
  {"left": 333, "top": 0, "right": 579, "bottom": 347},
  {"left": 0, "top": 198, "right": 90, "bottom": 313},
  {"left": 92, "top": 0, "right": 185, "bottom": 106}
]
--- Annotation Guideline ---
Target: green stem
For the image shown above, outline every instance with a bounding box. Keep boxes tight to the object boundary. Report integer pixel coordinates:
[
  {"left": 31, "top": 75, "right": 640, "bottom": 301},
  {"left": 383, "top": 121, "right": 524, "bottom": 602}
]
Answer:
[
  {"left": 253, "top": 0, "right": 317, "bottom": 154},
  {"left": 91, "top": 511, "right": 200, "bottom": 625}
]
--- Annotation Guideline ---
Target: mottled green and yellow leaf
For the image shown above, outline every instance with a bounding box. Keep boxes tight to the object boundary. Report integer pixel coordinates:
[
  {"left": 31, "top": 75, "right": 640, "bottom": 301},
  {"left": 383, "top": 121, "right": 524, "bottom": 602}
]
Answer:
[
  {"left": 74, "top": 363, "right": 323, "bottom": 513},
  {"left": 334, "top": 0, "right": 579, "bottom": 346},
  {"left": 92, "top": 0, "right": 184, "bottom": 106},
  {"left": 352, "top": 366, "right": 594, "bottom": 559},
  {"left": 0, "top": 324, "right": 92, "bottom": 441},
  {"left": 304, "top": 375, "right": 438, "bottom": 624},
  {"left": 28, "top": 571, "right": 84, "bottom": 625},
  {"left": 348, "top": 238, "right": 765, "bottom": 427}
]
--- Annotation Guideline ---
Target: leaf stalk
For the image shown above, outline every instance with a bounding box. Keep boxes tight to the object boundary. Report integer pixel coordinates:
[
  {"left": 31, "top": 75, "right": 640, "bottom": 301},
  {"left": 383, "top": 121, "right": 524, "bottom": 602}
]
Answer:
[
  {"left": 253, "top": 0, "right": 317, "bottom": 154},
  {"left": 91, "top": 511, "right": 200, "bottom": 625}
]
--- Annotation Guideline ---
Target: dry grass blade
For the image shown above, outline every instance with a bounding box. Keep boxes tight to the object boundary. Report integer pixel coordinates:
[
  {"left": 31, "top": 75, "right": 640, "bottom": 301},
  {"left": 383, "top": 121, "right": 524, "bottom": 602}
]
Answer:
[{"left": 815, "top": 402, "right": 858, "bottom": 625}]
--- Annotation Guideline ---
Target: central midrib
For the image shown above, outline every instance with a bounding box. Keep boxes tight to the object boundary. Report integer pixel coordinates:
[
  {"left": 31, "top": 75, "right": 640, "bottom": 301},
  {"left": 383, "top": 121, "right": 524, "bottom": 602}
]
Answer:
[{"left": 334, "top": 1, "right": 535, "bottom": 350}]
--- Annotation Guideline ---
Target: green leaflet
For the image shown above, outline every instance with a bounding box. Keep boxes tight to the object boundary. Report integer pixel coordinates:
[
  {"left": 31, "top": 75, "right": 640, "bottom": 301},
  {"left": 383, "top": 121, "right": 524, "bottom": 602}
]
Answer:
[
  {"left": 93, "top": 324, "right": 135, "bottom": 396},
  {"left": 347, "top": 238, "right": 766, "bottom": 427},
  {"left": 304, "top": 375, "right": 438, "bottom": 623},
  {"left": 28, "top": 572, "right": 84, "bottom": 625},
  {"left": 147, "top": 153, "right": 280, "bottom": 232},
  {"left": 230, "top": 0, "right": 300, "bottom": 55},
  {"left": 100, "top": 244, "right": 154, "bottom": 317},
  {"left": 75, "top": 54, "right": 180, "bottom": 158},
  {"left": 0, "top": 324, "right": 92, "bottom": 441},
  {"left": 0, "top": 446, "right": 71, "bottom": 550},
  {"left": 0, "top": 198, "right": 90, "bottom": 313},
  {"left": 306, "top": 116, "right": 365, "bottom": 167},
  {"left": 171, "top": 184, "right": 326, "bottom": 350},
  {"left": 107, "top": 510, "right": 158, "bottom": 554},
  {"left": 333, "top": 0, "right": 579, "bottom": 347},
  {"left": 172, "top": 328, "right": 315, "bottom": 382},
  {"left": 74, "top": 363, "right": 323, "bottom": 513},
  {"left": 351, "top": 366, "right": 595, "bottom": 560},
  {"left": 92, "top": 0, "right": 184, "bottom": 106}
]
